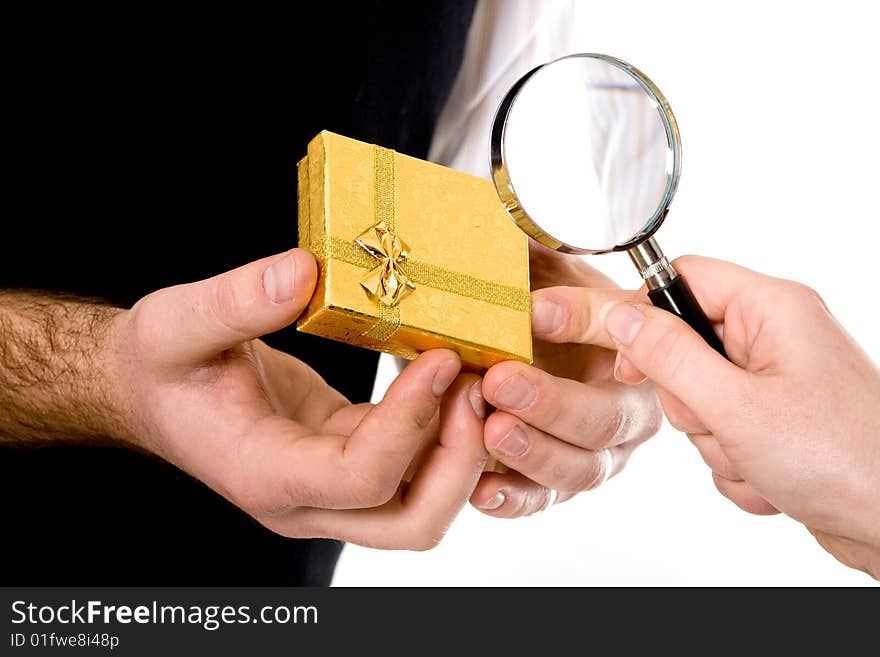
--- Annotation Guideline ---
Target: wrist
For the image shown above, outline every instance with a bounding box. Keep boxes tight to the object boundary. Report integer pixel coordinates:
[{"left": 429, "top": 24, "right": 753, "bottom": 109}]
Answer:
[
  {"left": 96, "top": 308, "right": 154, "bottom": 450},
  {"left": 52, "top": 303, "right": 135, "bottom": 447}
]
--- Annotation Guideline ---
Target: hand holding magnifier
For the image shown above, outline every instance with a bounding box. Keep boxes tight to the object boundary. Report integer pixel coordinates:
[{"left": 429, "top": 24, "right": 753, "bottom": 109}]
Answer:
[{"left": 491, "top": 53, "right": 726, "bottom": 357}]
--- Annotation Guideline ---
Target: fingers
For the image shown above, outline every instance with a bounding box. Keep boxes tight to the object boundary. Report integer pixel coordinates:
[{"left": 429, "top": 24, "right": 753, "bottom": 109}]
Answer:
[
  {"left": 531, "top": 286, "right": 643, "bottom": 349},
  {"left": 342, "top": 349, "right": 461, "bottom": 496},
  {"left": 657, "top": 388, "right": 708, "bottom": 434},
  {"left": 712, "top": 473, "right": 779, "bottom": 516},
  {"left": 482, "top": 411, "right": 632, "bottom": 494},
  {"left": 391, "top": 374, "right": 489, "bottom": 542},
  {"left": 272, "top": 374, "right": 488, "bottom": 550},
  {"left": 688, "top": 433, "right": 741, "bottom": 481},
  {"left": 690, "top": 432, "right": 780, "bottom": 517},
  {"left": 320, "top": 402, "right": 373, "bottom": 436},
  {"left": 482, "top": 361, "right": 660, "bottom": 450},
  {"left": 600, "top": 301, "right": 750, "bottom": 429},
  {"left": 133, "top": 249, "right": 317, "bottom": 366},
  {"left": 470, "top": 471, "right": 559, "bottom": 518},
  {"left": 531, "top": 256, "right": 771, "bottom": 364}
]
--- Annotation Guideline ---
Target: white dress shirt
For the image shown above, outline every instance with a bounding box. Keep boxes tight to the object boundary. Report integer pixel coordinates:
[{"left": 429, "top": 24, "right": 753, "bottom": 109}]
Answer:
[{"left": 371, "top": 0, "right": 581, "bottom": 401}]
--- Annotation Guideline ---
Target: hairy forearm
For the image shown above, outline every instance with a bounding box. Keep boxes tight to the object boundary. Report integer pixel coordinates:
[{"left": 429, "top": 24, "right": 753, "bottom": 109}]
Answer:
[{"left": 0, "top": 290, "right": 126, "bottom": 445}]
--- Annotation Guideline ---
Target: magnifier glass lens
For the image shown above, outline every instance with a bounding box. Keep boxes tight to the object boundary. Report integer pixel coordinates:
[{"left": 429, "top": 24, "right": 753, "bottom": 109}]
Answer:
[{"left": 502, "top": 57, "right": 673, "bottom": 252}]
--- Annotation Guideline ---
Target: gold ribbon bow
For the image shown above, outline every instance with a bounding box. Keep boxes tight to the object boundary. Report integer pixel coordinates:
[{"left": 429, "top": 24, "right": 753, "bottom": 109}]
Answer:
[{"left": 355, "top": 221, "right": 415, "bottom": 307}]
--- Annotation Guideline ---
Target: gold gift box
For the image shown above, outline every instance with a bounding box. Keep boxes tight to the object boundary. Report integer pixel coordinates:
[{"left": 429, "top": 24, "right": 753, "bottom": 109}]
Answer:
[{"left": 296, "top": 131, "right": 532, "bottom": 368}]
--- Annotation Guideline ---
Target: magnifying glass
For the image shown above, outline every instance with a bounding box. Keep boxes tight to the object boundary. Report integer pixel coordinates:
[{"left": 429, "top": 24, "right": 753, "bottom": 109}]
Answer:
[{"left": 491, "top": 53, "right": 726, "bottom": 356}]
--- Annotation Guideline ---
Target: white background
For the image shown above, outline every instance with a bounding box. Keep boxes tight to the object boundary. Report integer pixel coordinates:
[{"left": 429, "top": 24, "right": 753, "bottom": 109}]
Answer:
[{"left": 335, "top": 0, "right": 879, "bottom": 586}]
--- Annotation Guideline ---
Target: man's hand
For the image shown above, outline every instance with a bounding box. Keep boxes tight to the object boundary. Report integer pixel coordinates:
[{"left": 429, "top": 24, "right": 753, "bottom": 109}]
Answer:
[
  {"left": 469, "top": 243, "right": 662, "bottom": 517},
  {"left": 1, "top": 250, "right": 488, "bottom": 550},
  {"left": 535, "top": 255, "right": 880, "bottom": 579}
]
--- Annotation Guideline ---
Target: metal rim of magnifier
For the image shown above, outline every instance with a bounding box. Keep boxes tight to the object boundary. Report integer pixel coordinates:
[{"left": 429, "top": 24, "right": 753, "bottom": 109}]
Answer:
[{"left": 490, "top": 52, "right": 683, "bottom": 255}]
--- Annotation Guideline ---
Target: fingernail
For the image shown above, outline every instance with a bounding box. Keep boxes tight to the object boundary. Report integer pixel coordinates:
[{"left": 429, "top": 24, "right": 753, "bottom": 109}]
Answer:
[
  {"left": 469, "top": 381, "right": 487, "bottom": 419},
  {"left": 531, "top": 298, "right": 564, "bottom": 335},
  {"left": 263, "top": 253, "right": 296, "bottom": 303},
  {"left": 493, "top": 425, "right": 529, "bottom": 458},
  {"left": 492, "top": 375, "right": 536, "bottom": 410},
  {"left": 476, "top": 490, "right": 506, "bottom": 510},
  {"left": 612, "top": 351, "right": 623, "bottom": 381},
  {"left": 602, "top": 302, "right": 645, "bottom": 346},
  {"left": 431, "top": 359, "right": 460, "bottom": 397}
]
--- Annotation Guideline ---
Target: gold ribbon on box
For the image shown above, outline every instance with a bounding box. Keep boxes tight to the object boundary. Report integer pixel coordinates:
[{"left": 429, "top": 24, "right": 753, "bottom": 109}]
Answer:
[{"left": 318, "top": 145, "right": 531, "bottom": 342}]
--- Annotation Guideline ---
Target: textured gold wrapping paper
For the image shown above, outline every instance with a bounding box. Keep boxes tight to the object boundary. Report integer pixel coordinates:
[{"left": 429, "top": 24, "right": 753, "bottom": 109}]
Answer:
[{"left": 297, "top": 131, "right": 532, "bottom": 368}]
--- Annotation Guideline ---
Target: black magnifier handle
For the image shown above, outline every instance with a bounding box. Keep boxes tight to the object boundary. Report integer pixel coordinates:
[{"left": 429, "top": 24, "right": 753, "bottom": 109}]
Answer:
[
  {"left": 648, "top": 275, "right": 727, "bottom": 357},
  {"left": 629, "top": 238, "right": 728, "bottom": 359}
]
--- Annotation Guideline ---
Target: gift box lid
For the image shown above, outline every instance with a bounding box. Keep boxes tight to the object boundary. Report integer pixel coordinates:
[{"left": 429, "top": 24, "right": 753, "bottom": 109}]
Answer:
[{"left": 297, "top": 131, "right": 532, "bottom": 369}]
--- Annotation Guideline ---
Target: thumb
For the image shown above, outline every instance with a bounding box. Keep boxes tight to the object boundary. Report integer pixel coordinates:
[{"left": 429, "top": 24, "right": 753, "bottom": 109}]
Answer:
[
  {"left": 600, "top": 300, "right": 748, "bottom": 426},
  {"left": 136, "top": 248, "right": 317, "bottom": 365}
]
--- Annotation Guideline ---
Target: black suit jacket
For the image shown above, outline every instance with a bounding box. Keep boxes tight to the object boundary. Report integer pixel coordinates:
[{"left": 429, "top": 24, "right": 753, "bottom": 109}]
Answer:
[{"left": 1, "top": 2, "right": 475, "bottom": 585}]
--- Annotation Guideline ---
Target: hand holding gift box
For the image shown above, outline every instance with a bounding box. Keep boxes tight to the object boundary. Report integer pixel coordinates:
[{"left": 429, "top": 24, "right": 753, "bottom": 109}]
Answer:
[{"left": 295, "top": 131, "right": 663, "bottom": 510}]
